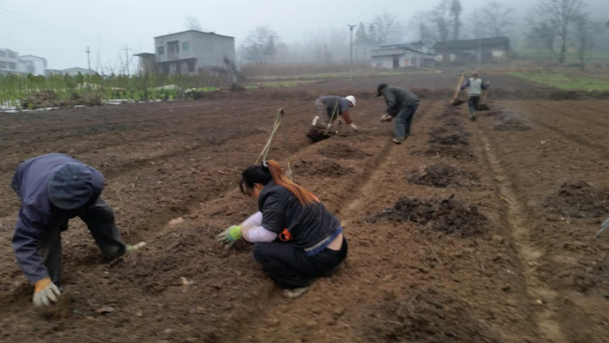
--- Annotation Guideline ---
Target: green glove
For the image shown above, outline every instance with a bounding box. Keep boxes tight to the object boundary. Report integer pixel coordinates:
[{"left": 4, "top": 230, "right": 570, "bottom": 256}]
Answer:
[{"left": 217, "top": 225, "right": 243, "bottom": 246}]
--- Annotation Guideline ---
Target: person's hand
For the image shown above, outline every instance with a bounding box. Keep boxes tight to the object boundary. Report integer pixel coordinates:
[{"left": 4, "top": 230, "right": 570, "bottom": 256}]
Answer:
[
  {"left": 311, "top": 116, "right": 320, "bottom": 126},
  {"left": 33, "top": 278, "right": 61, "bottom": 306},
  {"left": 350, "top": 123, "right": 359, "bottom": 132},
  {"left": 326, "top": 123, "right": 332, "bottom": 130},
  {"left": 217, "top": 225, "right": 242, "bottom": 247}
]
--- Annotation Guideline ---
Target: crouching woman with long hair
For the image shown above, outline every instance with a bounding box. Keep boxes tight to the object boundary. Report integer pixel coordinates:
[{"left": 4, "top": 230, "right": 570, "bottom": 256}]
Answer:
[{"left": 217, "top": 160, "right": 348, "bottom": 298}]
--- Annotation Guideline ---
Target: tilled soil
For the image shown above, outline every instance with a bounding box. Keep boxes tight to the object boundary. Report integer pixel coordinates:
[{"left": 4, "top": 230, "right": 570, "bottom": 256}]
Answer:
[
  {"left": 409, "top": 163, "right": 479, "bottom": 188},
  {"left": 361, "top": 287, "right": 505, "bottom": 343},
  {"left": 1, "top": 74, "right": 609, "bottom": 343},
  {"left": 292, "top": 159, "right": 354, "bottom": 177},
  {"left": 543, "top": 180, "right": 609, "bottom": 218},
  {"left": 367, "top": 195, "right": 488, "bottom": 236}
]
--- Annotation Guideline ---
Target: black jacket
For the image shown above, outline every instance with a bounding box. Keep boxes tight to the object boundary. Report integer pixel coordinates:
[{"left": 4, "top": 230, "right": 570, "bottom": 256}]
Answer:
[
  {"left": 258, "top": 181, "right": 340, "bottom": 249},
  {"left": 382, "top": 86, "right": 419, "bottom": 116}
]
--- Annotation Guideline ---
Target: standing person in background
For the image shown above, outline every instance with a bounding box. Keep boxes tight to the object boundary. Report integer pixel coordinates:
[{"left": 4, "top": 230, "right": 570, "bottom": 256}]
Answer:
[
  {"left": 460, "top": 71, "right": 490, "bottom": 121},
  {"left": 218, "top": 160, "right": 348, "bottom": 298},
  {"left": 377, "top": 83, "right": 420, "bottom": 145},
  {"left": 307, "top": 95, "right": 358, "bottom": 141},
  {"left": 10, "top": 153, "right": 145, "bottom": 307}
]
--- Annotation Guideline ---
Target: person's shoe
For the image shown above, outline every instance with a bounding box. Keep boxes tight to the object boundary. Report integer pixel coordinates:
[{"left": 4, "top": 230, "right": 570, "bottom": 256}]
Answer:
[
  {"left": 283, "top": 287, "right": 309, "bottom": 299},
  {"left": 392, "top": 138, "right": 403, "bottom": 145}
]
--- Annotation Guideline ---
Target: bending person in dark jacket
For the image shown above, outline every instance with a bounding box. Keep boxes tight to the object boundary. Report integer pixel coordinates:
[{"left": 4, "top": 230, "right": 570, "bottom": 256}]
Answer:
[
  {"left": 11, "top": 153, "right": 145, "bottom": 306},
  {"left": 377, "top": 83, "right": 420, "bottom": 144},
  {"left": 218, "top": 160, "right": 347, "bottom": 298}
]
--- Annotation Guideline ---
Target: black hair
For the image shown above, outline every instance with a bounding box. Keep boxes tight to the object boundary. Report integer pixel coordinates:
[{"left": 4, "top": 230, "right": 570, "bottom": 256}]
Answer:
[{"left": 240, "top": 160, "right": 315, "bottom": 206}]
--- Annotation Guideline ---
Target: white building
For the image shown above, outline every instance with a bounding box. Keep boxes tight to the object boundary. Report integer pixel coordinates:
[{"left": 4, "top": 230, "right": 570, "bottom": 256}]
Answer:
[
  {"left": 0, "top": 48, "right": 49, "bottom": 75},
  {"left": 46, "top": 67, "right": 97, "bottom": 76},
  {"left": 370, "top": 42, "right": 437, "bottom": 69},
  {"left": 19, "top": 55, "right": 48, "bottom": 76}
]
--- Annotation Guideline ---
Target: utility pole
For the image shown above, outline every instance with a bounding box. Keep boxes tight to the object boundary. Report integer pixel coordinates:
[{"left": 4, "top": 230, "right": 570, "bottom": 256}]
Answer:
[
  {"left": 86, "top": 46, "right": 91, "bottom": 71},
  {"left": 123, "top": 46, "right": 131, "bottom": 75},
  {"left": 348, "top": 24, "right": 356, "bottom": 80}
]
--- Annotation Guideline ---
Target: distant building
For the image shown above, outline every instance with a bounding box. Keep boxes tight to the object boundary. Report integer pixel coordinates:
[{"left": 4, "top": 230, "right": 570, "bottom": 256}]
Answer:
[
  {"left": 433, "top": 37, "right": 510, "bottom": 65},
  {"left": 18, "top": 55, "right": 48, "bottom": 76},
  {"left": 370, "top": 41, "right": 437, "bottom": 69},
  {"left": 46, "top": 67, "right": 97, "bottom": 76},
  {"left": 0, "top": 48, "right": 40, "bottom": 75},
  {"left": 136, "top": 30, "right": 236, "bottom": 78}
]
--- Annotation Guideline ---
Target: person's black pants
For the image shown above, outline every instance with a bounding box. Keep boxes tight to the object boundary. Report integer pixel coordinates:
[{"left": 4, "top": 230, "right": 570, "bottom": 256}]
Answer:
[
  {"left": 468, "top": 96, "right": 481, "bottom": 116},
  {"left": 253, "top": 237, "right": 348, "bottom": 289}
]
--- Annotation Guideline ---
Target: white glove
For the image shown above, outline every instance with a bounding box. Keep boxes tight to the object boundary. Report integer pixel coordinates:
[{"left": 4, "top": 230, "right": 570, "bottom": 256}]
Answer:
[
  {"left": 350, "top": 123, "right": 359, "bottom": 132},
  {"left": 312, "top": 116, "right": 320, "bottom": 126},
  {"left": 327, "top": 123, "right": 332, "bottom": 130},
  {"left": 380, "top": 114, "right": 392, "bottom": 122},
  {"left": 33, "top": 278, "right": 61, "bottom": 306}
]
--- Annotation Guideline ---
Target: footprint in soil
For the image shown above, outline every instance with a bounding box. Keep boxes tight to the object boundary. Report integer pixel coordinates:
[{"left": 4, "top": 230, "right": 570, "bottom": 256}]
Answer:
[
  {"left": 317, "top": 143, "right": 370, "bottom": 160},
  {"left": 409, "top": 163, "right": 479, "bottom": 188}
]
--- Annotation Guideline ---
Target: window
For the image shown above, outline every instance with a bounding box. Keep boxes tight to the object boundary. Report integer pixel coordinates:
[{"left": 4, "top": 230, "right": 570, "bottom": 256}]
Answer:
[
  {"left": 8, "top": 52, "right": 16, "bottom": 59},
  {"left": 0, "top": 51, "right": 5, "bottom": 57},
  {"left": 182, "top": 42, "right": 190, "bottom": 52},
  {"left": 0, "top": 61, "right": 6, "bottom": 69},
  {"left": 168, "top": 41, "right": 179, "bottom": 53},
  {"left": 8, "top": 62, "right": 17, "bottom": 70},
  {"left": 188, "top": 61, "right": 195, "bottom": 73},
  {"left": 157, "top": 46, "right": 165, "bottom": 55}
]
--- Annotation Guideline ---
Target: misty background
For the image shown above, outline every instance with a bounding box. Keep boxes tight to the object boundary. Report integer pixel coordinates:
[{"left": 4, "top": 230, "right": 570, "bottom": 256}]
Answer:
[{"left": 1, "top": 0, "right": 608, "bottom": 71}]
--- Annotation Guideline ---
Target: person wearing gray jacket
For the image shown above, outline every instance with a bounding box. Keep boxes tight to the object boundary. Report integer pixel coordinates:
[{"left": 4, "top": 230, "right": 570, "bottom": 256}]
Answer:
[
  {"left": 10, "top": 153, "right": 144, "bottom": 306},
  {"left": 377, "top": 83, "right": 420, "bottom": 144},
  {"left": 460, "top": 71, "right": 490, "bottom": 121}
]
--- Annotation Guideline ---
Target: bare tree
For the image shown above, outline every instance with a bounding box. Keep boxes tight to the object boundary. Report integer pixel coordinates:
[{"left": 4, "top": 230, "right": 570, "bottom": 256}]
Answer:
[
  {"left": 526, "top": 0, "right": 587, "bottom": 64},
  {"left": 241, "top": 25, "right": 280, "bottom": 64},
  {"left": 184, "top": 16, "right": 203, "bottom": 31},
  {"left": 372, "top": 12, "right": 404, "bottom": 44},
  {"left": 480, "top": 0, "right": 514, "bottom": 37},
  {"left": 431, "top": 0, "right": 453, "bottom": 42},
  {"left": 450, "top": 0, "right": 463, "bottom": 40},
  {"left": 467, "top": 9, "right": 487, "bottom": 39},
  {"left": 574, "top": 14, "right": 600, "bottom": 67}
]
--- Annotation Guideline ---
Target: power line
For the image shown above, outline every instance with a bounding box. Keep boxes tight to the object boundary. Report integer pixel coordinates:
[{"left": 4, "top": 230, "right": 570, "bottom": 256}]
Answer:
[{"left": 0, "top": 11, "right": 122, "bottom": 47}]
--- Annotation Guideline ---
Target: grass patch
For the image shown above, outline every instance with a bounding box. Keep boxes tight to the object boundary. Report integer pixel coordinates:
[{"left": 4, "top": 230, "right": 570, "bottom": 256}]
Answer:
[{"left": 509, "top": 72, "right": 609, "bottom": 91}]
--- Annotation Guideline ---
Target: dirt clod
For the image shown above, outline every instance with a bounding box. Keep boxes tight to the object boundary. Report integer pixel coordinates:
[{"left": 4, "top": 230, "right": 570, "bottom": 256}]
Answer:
[
  {"left": 293, "top": 159, "right": 353, "bottom": 177},
  {"left": 429, "top": 134, "right": 469, "bottom": 146},
  {"left": 37, "top": 292, "right": 73, "bottom": 320},
  {"left": 543, "top": 180, "right": 609, "bottom": 218},
  {"left": 306, "top": 126, "right": 331, "bottom": 142},
  {"left": 368, "top": 195, "right": 488, "bottom": 236},
  {"left": 361, "top": 287, "right": 504, "bottom": 343},
  {"left": 409, "top": 163, "right": 479, "bottom": 188}
]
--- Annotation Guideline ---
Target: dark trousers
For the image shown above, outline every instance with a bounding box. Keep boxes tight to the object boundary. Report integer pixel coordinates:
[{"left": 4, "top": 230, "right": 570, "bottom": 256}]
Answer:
[
  {"left": 253, "top": 237, "right": 348, "bottom": 289},
  {"left": 468, "top": 96, "right": 481, "bottom": 116},
  {"left": 394, "top": 101, "right": 419, "bottom": 141},
  {"left": 40, "top": 197, "right": 126, "bottom": 286}
]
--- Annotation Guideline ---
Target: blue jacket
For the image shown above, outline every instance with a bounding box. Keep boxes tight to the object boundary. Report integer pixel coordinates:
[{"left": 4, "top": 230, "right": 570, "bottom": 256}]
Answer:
[{"left": 11, "top": 154, "right": 105, "bottom": 284}]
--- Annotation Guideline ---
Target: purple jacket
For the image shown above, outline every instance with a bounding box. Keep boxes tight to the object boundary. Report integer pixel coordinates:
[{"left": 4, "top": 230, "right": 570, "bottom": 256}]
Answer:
[{"left": 11, "top": 154, "right": 104, "bottom": 284}]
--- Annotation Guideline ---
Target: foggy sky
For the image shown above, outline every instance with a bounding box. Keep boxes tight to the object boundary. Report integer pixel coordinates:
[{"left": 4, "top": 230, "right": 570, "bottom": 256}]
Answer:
[{"left": 1, "top": 0, "right": 607, "bottom": 70}]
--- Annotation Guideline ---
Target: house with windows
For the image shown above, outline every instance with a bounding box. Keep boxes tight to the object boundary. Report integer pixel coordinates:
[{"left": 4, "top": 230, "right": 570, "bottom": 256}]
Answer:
[
  {"left": 432, "top": 37, "right": 510, "bottom": 65},
  {"left": 0, "top": 48, "right": 50, "bottom": 76},
  {"left": 18, "top": 55, "right": 47, "bottom": 76},
  {"left": 136, "top": 30, "right": 236, "bottom": 77},
  {"left": 370, "top": 41, "right": 437, "bottom": 69}
]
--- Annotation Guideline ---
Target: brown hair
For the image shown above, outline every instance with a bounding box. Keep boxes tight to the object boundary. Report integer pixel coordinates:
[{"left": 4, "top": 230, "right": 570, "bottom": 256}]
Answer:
[{"left": 240, "top": 160, "right": 315, "bottom": 206}]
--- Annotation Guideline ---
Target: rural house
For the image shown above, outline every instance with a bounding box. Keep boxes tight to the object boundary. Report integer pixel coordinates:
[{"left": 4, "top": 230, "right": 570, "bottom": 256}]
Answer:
[
  {"left": 433, "top": 37, "right": 510, "bottom": 65},
  {"left": 137, "top": 30, "right": 236, "bottom": 78},
  {"left": 370, "top": 41, "right": 437, "bottom": 69},
  {"left": 0, "top": 48, "right": 47, "bottom": 76}
]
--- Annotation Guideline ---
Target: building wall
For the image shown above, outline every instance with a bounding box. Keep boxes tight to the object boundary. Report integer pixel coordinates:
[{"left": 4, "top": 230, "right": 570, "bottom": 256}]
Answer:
[
  {"left": 0, "top": 49, "right": 20, "bottom": 74},
  {"left": 19, "top": 56, "right": 47, "bottom": 76},
  {"left": 155, "top": 31, "right": 236, "bottom": 74},
  {"left": 372, "top": 51, "right": 435, "bottom": 69}
]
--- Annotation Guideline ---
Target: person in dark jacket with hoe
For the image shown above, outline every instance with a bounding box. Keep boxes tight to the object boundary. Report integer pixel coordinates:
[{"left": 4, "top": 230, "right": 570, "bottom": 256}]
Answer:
[
  {"left": 11, "top": 153, "right": 144, "bottom": 306},
  {"left": 460, "top": 71, "right": 490, "bottom": 121},
  {"left": 377, "top": 83, "right": 420, "bottom": 144},
  {"left": 218, "top": 160, "right": 347, "bottom": 298}
]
